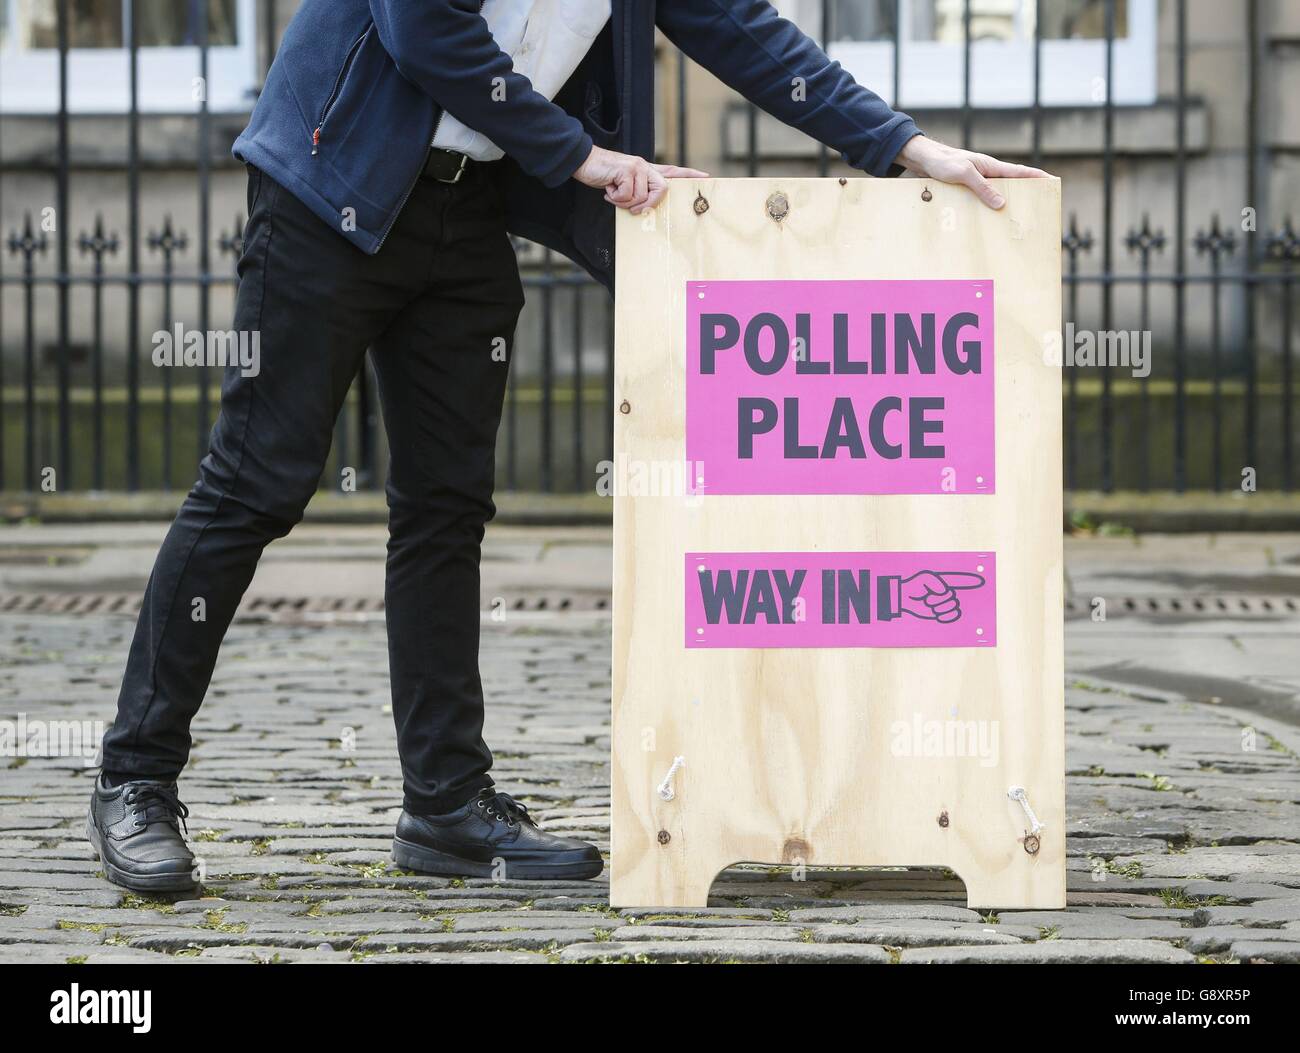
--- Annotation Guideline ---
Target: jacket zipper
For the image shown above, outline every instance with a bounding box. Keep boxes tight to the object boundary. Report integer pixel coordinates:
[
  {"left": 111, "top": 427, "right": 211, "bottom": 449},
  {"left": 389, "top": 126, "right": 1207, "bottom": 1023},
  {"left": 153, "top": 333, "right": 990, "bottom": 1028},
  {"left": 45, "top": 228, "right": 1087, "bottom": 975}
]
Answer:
[
  {"left": 373, "top": 107, "right": 441, "bottom": 251},
  {"left": 375, "top": 0, "right": 486, "bottom": 251},
  {"left": 313, "top": 27, "right": 370, "bottom": 155}
]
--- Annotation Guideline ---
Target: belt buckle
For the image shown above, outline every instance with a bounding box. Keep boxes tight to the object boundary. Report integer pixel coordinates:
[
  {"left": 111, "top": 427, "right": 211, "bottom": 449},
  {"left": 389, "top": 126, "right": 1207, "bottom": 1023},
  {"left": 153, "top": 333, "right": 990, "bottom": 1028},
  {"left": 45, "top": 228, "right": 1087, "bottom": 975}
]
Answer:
[{"left": 438, "top": 152, "right": 469, "bottom": 185}]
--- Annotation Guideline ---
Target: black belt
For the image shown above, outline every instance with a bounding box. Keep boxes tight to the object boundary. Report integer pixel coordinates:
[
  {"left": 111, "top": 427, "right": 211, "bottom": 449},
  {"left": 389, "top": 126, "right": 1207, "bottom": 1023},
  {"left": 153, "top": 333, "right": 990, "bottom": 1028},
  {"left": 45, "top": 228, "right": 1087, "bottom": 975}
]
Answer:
[{"left": 422, "top": 147, "right": 472, "bottom": 184}]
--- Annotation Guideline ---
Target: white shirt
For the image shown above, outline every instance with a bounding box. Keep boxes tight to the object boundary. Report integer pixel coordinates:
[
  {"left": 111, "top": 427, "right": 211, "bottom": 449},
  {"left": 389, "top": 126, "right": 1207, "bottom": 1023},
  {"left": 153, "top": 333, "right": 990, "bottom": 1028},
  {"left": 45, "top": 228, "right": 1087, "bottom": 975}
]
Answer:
[{"left": 432, "top": 0, "right": 612, "bottom": 161}]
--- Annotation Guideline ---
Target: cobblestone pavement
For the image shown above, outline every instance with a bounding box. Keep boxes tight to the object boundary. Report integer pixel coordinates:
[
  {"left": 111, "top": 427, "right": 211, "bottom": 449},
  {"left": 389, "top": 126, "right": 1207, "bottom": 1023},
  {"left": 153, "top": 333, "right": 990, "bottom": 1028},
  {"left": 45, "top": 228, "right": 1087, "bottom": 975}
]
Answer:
[{"left": 2, "top": 532, "right": 1300, "bottom": 964}]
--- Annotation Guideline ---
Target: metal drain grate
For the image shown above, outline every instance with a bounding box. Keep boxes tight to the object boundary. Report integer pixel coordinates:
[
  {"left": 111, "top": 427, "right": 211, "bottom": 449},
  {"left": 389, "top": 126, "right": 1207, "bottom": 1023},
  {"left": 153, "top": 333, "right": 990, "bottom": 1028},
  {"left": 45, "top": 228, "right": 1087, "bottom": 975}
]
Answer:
[
  {"left": 0, "top": 592, "right": 141, "bottom": 615},
  {"left": 0, "top": 590, "right": 610, "bottom": 620},
  {"left": 1065, "top": 594, "right": 1300, "bottom": 619},
  {"left": 1, "top": 591, "right": 1289, "bottom": 621}
]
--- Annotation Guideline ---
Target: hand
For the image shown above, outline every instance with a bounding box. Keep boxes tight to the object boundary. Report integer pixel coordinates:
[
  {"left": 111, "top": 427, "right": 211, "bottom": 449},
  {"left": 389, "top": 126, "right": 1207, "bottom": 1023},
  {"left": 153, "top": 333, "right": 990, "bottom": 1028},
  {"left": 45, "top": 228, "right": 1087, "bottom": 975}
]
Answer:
[
  {"left": 896, "top": 135, "right": 1051, "bottom": 210},
  {"left": 573, "top": 145, "right": 709, "bottom": 215},
  {"left": 897, "top": 571, "right": 986, "bottom": 623}
]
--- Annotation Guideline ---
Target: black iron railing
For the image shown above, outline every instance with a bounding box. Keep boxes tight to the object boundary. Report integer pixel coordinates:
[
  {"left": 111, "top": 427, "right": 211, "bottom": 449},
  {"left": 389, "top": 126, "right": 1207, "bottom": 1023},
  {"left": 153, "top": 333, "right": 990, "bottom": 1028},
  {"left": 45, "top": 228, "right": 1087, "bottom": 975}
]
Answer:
[{"left": 1, "top": 0, "right": 1296, "bottom": 496}]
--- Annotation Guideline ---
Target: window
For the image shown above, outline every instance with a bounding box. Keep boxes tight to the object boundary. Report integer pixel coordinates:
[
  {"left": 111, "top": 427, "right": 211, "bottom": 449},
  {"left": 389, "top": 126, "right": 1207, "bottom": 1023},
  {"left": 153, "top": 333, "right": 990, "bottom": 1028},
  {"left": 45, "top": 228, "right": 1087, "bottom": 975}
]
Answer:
[
  {"left": 776, "top": 0, "right": 1158, "bottom": 108},
  {"left": 0, "top": 0, "right": 258, "bottom": 112}
]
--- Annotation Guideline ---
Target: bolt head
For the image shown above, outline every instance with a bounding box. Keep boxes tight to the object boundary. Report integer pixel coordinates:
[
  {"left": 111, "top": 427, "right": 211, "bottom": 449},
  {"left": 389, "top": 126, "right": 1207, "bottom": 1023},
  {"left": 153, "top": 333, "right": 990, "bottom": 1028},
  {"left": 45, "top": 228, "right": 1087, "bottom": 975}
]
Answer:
[{"left": 766, "top": 192, "right": 790, "bottom": 222}]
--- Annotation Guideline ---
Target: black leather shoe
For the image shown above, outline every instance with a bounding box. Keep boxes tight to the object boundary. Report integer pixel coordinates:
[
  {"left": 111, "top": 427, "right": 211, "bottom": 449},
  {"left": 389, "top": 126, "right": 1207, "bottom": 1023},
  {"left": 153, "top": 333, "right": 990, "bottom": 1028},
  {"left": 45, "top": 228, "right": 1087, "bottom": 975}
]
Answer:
[
  {"left": 393, "top": 789, "right": 603, "bottom": 881},
  {"left": 87, "top": 775, "right": 197, "bottom": 893}
]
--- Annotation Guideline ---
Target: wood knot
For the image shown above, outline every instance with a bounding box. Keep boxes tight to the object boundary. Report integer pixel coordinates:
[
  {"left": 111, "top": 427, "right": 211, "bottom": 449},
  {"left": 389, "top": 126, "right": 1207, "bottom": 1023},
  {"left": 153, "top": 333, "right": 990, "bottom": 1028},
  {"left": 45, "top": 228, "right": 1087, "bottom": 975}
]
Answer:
[{"left": 781, "top": 837, "right": 810, "bottom": 863}]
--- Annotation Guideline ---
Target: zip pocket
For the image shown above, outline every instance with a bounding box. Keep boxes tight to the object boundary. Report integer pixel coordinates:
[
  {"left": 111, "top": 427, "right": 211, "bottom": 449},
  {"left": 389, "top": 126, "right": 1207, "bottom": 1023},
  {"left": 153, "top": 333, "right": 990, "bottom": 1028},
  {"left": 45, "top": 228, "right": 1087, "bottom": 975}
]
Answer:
[{"left": 313, "top": 26, "right": 371, "bottom": 156}]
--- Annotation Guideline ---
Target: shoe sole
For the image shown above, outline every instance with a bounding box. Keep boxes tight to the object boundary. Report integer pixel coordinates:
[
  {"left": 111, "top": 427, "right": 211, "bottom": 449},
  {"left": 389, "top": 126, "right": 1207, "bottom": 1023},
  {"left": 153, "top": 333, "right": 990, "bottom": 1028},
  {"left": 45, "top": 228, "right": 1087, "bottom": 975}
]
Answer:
[
  {"left": 392, "top": 836, "right": 603, "bottom": 881},
  {"left": 86, "top": 816, "right": 198, "bottom": 894}
]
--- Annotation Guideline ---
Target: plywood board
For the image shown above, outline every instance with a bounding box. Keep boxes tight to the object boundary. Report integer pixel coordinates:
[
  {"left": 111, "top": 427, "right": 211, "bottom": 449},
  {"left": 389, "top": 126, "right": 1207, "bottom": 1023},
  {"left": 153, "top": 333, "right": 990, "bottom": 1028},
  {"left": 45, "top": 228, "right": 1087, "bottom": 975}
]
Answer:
[{"left": 611, "top": 176, "right": 1064, "bottom": 909}]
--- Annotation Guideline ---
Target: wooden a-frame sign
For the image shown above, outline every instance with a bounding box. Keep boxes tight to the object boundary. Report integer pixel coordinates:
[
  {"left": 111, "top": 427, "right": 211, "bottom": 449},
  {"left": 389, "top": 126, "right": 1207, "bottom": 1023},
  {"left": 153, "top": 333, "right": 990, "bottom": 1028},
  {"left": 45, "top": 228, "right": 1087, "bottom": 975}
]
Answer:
[{"left": 611, "top": 177, "right": 1065, "bottom": 909}]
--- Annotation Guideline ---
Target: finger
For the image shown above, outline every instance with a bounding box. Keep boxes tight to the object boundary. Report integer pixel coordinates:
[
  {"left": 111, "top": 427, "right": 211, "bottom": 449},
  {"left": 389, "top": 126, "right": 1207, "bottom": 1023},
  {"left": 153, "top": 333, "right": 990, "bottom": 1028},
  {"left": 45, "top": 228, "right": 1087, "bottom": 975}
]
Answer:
[
  {"left": 922, "top": 589, "right": 956, "bottom": 608},
  {"left": 653, "top": 164, "right": 711, "bottom": 179},
  {"left": 938, "top": 572, "right": 986, "bottom": 590},
  {"left": 1006, "top": 163, "right": 1051, "bottom": 178},
  {"left": 973, "top": 155, "right": 1051, "bottom": 180},
  {"left": 605, "top": 172, "right": 633, "bottom": 205},
  {"left": 959, "top": 163, "right": 1005, "bottom": 209},
  {"left": 928, "top": 598, "right": 960, "bottom": 616},
  {"left": 935, "top": 609, "right": 962, "bottom": 624},
  {"left": 626, "top": 165, "right": 649, "bottom": 212},
  {"left": 612, "top": 174, "right": 647, "bottom": 212},
  {"left": 640, "top": 171, "right": 669, "bottom": 213}
]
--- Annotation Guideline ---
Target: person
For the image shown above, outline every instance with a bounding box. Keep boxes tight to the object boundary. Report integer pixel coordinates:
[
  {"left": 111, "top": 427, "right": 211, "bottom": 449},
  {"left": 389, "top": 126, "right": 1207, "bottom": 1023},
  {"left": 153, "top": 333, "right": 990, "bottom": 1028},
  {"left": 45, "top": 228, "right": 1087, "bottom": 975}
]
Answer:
[{"left": 89, "top": 0, "right": 1048, "bottom": 892}]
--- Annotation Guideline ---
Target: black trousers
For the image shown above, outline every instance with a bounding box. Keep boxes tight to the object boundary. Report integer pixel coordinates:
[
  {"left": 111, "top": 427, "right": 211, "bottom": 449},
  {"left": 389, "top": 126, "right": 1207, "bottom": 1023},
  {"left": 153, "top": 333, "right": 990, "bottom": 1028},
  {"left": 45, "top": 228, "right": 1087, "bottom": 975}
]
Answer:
[{"left": 101, "top": 163, "right": 525, "bottom": 814}]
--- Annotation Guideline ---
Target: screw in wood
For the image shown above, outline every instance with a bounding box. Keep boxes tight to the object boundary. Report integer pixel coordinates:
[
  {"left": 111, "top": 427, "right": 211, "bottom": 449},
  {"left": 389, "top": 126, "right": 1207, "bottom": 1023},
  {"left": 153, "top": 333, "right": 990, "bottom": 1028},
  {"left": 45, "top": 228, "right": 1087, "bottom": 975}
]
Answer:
[
  {"left": 766, "top": 191, "right": 790, "bottom": 222},
  {"left": 937, "top": 811, "right": 949, "bottom": 828},
  {"left": 657, "top": 829, "right": 671, "bottom": 845},
  {"left": 619, "top": 400, "right": 631, "bottom": 415},
  {"left": 1023, "top": 833, "right": 1041, "bottom": 855},
  {"left": 693, "top": 191, "right": 710, "bottom": 215},
  {"left": 921, "top": 187, "right": 933, "bottom": 202}
]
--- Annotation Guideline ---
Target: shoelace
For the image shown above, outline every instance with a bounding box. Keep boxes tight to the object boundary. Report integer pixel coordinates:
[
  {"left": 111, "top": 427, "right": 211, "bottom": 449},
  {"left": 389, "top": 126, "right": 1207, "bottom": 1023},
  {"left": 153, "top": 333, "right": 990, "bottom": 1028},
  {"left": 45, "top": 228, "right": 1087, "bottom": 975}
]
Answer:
[
  {"left": 477, "top": 790, "right": 534, "bottom": 828},
  {"left": 123, "top": 783, "right": 190, "bottom": 835}
]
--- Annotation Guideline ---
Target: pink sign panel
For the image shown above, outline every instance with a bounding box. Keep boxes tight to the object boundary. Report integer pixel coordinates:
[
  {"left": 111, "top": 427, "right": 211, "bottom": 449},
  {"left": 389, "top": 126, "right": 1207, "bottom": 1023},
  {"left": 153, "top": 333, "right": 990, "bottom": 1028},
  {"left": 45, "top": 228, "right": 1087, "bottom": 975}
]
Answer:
[
  {"left": 685, "top": 551, "right": 996, "bottom": 649},
  {"left": 686, "top": 279, "right": 994, "bottom": 495}
]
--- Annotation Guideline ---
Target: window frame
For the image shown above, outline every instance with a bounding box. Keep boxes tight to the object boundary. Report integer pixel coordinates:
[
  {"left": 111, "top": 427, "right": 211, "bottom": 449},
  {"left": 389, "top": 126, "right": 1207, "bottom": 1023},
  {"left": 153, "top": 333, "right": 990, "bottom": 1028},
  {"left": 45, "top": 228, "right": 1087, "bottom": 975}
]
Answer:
[
  {"left": 0, "top": 0, "right": 260, "bottom": 114},
  {"left": 778, "top": 0, "right": 1159, "bottom": 109}
]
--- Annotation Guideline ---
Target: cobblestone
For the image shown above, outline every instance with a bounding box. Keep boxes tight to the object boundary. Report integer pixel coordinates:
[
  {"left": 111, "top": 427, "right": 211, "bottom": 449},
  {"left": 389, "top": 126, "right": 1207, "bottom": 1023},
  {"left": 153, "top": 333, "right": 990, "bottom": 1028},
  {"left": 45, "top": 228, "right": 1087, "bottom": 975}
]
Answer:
[{"left": 2, "top": 528, "right": 1299, "bottom": 965}]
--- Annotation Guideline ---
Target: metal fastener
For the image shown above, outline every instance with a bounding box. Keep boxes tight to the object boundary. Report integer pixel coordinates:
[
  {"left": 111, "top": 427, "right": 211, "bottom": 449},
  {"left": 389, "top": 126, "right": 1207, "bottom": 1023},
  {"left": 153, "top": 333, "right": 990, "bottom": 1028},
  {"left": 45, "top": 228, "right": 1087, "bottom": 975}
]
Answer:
[
  {"left": 938, "top": 811, "right": 949, "bottom": 828},
  {"left": 619, "top": 400, "right": 630, "bottom": 415},
  {"left": 1023, "top": 832, "right": 1041, "bottom": 855},
  {"left": 921, "top": 187, "right": 933, "bottom": 202},
  {"left": 693, "top": 191, "right": 710, "bottom": 215},
  {"left": 766, "top": 191, "right": 790, "bottom": 222},
  {"left": 657, "top": 829, "right": 671, "bottom": 845}
]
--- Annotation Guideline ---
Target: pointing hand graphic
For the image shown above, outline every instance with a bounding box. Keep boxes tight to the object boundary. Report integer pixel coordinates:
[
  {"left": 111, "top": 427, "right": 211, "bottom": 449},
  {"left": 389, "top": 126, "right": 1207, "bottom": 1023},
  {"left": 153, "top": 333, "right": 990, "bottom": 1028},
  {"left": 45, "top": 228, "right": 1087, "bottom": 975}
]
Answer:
[{"left": 883, "top": 571, "right": 987, "bottom": 624}]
